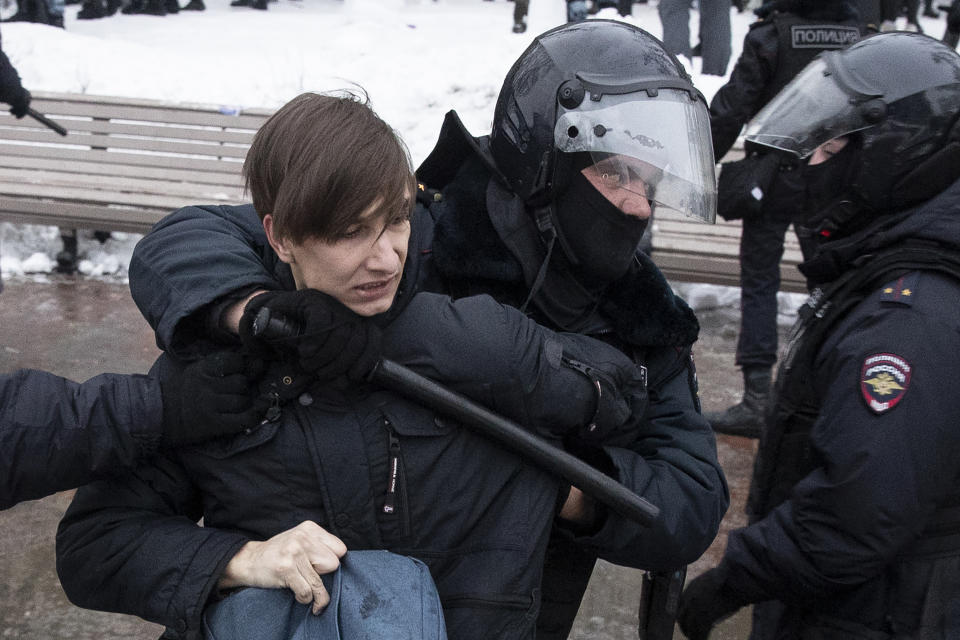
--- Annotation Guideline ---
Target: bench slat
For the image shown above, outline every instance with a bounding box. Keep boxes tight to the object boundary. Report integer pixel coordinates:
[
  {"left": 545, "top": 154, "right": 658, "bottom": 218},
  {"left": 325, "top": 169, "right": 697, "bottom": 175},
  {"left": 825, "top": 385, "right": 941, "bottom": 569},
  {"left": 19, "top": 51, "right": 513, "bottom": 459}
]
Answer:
[
  {"left": 0, "top": 168, "right": 244, "bottom": 201},
  {"left": 0, "top": 154, "right": 243, "bottom": 187},
  {"left": 0, "top": 197, "right": 164, "bottom": 233},
  {"left": 0, "top": 143, "right": 243, "bottom": 173},
  {"left": 0, "top": 117, "right": 259, "bottom": 145},
  {"left": 27, "top": 95, "right": 272, "bottom": 130},
  {"left": 0, "top": 128, "right": 250, "bottom": 159},
  {"left": 0, "top": 181, "right": 235, "bottom": 210}
]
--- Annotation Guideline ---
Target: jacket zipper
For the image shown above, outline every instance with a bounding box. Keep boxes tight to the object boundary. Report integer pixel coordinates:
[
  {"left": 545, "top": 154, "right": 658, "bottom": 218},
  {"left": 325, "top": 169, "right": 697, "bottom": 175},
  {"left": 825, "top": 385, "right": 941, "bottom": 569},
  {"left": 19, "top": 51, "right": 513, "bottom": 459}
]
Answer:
[{"left": 383, "top": 419, "right": 401, "bottom": 515}]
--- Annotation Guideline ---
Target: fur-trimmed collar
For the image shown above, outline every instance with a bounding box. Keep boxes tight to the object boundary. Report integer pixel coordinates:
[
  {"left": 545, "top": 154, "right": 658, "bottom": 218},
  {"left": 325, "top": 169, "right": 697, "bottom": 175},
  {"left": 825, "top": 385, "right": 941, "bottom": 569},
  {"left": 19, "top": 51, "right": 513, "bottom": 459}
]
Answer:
[{"left": 430, "top": 158, "right": 699, "bottom": 347}]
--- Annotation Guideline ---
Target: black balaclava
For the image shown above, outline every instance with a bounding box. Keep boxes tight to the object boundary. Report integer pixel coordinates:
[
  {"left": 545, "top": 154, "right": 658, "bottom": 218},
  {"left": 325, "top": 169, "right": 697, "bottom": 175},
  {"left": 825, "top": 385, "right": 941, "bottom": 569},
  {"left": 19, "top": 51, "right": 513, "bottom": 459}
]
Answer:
[
  {"left": 798, "top": 138, "right": 869, "bottom": 250},
  {"left": 553, "top": 158, "right": 650, "bottom": 288},
  {"left": 802, "top": 140, "right": 857, "bottom": 216}
]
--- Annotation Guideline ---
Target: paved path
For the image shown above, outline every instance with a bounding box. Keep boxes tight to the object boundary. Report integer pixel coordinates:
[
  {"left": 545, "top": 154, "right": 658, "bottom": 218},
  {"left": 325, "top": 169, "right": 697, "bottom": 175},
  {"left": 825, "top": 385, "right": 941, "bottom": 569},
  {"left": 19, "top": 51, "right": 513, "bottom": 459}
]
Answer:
[{"left": 0, "top": 275, "right": 773, "bottom": 639}]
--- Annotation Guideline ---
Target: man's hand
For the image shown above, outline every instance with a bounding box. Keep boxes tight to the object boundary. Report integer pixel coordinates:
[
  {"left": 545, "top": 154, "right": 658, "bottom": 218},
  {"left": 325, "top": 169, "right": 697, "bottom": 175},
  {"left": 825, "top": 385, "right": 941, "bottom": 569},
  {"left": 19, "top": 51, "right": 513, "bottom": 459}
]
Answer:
[
  {"left": 159, "top": 351, "right": 264, "bottom": 446},
  {"left": 238, "top": 289, "right": 382, "bottom": 381},
  {"left": 5, "top": 87, "right": 30, "bottom": 119},
  {"left": 677, "top": 566, "right": 745, "bottom": 640},
  {"left": 558, "top": 487, "right": 597, "bottom": 526},
  {"left": 219, "top": 521, "right": 348, "bottom": 615}
]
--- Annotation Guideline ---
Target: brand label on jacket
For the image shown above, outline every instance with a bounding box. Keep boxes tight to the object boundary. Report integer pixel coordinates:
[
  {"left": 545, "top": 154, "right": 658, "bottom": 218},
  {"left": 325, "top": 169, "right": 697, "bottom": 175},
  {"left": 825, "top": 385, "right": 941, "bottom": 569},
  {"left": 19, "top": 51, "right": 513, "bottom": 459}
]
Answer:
[{"left": 791, "top": 25, "right": 860, "bottom": 49}]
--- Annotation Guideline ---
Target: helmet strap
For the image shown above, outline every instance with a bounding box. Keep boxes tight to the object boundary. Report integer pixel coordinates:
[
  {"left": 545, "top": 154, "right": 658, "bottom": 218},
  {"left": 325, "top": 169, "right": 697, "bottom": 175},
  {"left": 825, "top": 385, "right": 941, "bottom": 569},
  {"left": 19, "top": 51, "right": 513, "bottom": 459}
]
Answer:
[{"left": 520, "top": 206, "right": 558, "bottom": 313}]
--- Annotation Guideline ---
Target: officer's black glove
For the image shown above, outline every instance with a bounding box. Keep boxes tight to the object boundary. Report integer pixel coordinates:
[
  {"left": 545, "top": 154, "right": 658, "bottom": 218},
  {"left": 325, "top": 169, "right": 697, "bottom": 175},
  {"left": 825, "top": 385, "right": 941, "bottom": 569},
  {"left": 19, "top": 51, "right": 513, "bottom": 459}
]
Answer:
[
  {"left": 6, "top": 87, "right": 30, "bottom": 119},
  {"left": 238, "top": 289, "right": 382, "bottom": 382},
  {"left": 159, "top": 351, "right": 265, "bottom": 446},
  {"left": 677, "top": 566, "right": 747, "bottom": 640}
]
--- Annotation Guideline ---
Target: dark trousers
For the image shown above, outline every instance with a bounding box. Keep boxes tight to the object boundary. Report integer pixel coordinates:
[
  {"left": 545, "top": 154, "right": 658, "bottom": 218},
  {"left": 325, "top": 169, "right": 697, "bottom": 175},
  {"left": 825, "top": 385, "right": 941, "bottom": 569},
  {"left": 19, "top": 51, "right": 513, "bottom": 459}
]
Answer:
[
  {"left": 658, "top": 0, "right": 732, "bottom": 75},
  {"left": 735, "top": 168, "right": 815, "bottom": 369},
  {"left": 513, "top": 0, "right": 528, "bottom": 22}
]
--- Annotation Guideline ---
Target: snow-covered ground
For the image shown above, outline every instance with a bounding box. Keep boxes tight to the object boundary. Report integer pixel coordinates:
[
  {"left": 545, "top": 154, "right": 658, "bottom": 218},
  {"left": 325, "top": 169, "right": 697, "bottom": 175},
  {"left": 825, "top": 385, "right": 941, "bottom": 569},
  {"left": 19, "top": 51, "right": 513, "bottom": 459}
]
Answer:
[{"left": 0, "top": 0, "right": 947, "bottom": 317}]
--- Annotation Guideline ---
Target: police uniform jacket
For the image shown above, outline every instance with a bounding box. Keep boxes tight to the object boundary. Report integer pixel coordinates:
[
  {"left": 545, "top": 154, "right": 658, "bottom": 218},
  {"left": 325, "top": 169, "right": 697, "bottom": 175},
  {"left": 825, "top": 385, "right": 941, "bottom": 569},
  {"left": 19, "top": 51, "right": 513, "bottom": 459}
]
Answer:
[
  {"left": 719, "top": 177, "right": 960, "bottom": 639},
  {"left": 55, "top": 247, "right": 650, "bottom": 640},
  {"left": 0, "top": 370, "right": 162, "bottom": 509},
  {"left": 709, "top": 11, "right": 862, "bottom": 161}
]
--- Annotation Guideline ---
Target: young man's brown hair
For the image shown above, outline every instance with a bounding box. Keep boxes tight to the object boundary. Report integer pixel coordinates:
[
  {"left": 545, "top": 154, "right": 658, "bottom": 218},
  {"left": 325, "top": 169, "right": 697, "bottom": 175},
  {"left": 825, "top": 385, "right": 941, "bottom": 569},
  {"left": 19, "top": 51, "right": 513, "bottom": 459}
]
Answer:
[{"left": 244, "top": 91, "right": 415, "bottom": 243}]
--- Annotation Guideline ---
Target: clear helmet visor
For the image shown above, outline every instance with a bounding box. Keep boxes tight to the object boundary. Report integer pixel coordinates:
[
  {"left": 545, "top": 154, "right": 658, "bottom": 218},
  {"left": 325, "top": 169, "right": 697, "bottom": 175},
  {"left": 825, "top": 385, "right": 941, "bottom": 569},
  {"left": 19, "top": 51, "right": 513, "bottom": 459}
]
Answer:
[
  {"left": 554, "top": 88, "right": 717, "bottom": 223},
  {"left": 744, "top": 58, "right": 877, "bottom": 159}
]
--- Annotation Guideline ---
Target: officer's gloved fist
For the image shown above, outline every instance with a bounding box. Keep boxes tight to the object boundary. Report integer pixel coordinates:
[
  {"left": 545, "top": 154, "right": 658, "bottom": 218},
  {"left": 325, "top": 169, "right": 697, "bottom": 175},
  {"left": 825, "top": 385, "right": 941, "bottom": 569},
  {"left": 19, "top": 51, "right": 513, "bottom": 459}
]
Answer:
[
  {"left": 159, "top": 351, "right": 264, "bottom": 446},
  {"left": 7, "top": 87, "right": 30, "bottom": 119},
  {"left": 238, "top": 289, "right": 382, "bottom": 382},
  {"left": 677, "top": 566, "right": 746, "bottom": 640}
]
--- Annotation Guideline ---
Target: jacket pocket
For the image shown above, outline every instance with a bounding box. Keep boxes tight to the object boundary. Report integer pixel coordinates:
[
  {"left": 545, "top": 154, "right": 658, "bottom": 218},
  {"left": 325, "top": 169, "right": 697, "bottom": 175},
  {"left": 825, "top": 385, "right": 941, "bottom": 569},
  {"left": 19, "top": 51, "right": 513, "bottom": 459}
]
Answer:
[
  {"left": 376, "top": 405, "right": 455, "bottom": 544},
  {"left": 187, "top": 420, "right": 280, "bottom": 460},
  {"left": 441, "top": 590, "right": 539, "bottom": 640}
]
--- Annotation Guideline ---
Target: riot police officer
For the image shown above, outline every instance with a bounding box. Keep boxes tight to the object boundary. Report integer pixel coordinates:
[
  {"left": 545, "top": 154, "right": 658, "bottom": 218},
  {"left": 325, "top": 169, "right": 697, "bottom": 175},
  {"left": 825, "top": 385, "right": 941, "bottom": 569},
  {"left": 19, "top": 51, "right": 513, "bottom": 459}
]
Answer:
[
  {"left": 678, "top": 32, "right": 960, "bottom": 640},
  {"left": 124, "top": 20, "right": 728, "bottom": 640}
]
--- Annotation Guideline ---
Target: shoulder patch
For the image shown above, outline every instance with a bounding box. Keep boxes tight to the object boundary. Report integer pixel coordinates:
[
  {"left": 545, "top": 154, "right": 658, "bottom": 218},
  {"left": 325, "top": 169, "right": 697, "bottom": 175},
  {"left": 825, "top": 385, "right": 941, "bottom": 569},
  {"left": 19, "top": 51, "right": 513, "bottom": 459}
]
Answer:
[
  {"left": 860, "top": 353, "right": 911, "bottom": 414},
  {"left": 879, "top": 272, "right": 920, "bottom": 307},
  {"left": 790, "top": 25, "right": 860, "bottom": 49}
]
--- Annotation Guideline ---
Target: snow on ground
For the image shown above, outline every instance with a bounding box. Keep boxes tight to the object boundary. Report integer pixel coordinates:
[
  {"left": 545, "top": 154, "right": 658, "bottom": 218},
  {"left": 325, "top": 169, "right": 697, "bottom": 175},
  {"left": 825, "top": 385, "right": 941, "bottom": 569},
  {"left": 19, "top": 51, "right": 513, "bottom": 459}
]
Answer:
[{"left": 0, "top": 1, "right": 946, "bottom": 315}]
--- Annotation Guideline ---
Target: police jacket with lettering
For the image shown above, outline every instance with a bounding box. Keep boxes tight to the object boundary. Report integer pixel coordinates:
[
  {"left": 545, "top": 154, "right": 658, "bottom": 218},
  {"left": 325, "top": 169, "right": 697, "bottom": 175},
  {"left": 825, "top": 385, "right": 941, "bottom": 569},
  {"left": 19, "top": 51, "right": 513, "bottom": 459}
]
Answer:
[
  {"left": 718, "top": 177, "right": 960, "bottom": 639},
  {"left": 56, "top": 283, "right": 649, "bottom": 640},
  {"left": 709, "top": 10, "right": 862, "bottom": 161},
  {"left": 0, "top": 370, "right": 162, "bottom": 509}
]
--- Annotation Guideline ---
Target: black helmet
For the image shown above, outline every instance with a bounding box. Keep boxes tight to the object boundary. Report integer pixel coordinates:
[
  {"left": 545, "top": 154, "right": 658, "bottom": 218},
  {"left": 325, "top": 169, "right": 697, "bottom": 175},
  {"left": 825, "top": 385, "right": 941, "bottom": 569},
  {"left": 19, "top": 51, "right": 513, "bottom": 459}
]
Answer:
[
  {"left": 489, "top": 19, "right": 717, "bottom": 223},
  {"left": 745, "top": 32, "right": 960, "bottom": 220}
]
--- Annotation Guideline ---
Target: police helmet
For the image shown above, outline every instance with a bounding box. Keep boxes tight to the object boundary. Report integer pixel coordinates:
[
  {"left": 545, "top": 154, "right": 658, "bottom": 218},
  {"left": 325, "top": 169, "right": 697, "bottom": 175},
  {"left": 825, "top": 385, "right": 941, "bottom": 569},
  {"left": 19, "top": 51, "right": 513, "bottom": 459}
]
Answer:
[
  {"left": 489, "top": 19, "right": 717, "bottom": 223},
  {"left": 745, "top": 32, "right": 960, "bottom": 216}
]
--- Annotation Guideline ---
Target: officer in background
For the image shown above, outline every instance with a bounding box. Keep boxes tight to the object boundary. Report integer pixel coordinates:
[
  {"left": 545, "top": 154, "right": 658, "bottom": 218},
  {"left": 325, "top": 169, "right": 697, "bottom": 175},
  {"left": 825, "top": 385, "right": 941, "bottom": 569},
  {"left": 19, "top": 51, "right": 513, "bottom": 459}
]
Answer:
[
  {"left": 678, "top": 32, "right": 960, "bottom": 640},
  {"left": 706, "top": 0, "right": 862, "bottom": 438},
  {"left": 123, "top": 20, "right": 728, "bottom": 640}
]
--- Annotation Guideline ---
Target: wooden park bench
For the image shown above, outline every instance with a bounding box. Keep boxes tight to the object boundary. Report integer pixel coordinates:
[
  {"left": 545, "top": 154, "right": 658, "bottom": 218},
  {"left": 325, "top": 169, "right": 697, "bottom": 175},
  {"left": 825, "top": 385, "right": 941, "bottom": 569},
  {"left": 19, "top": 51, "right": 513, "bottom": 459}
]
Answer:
[
  {"left": 0, "top": 92, "right": 805, "bottom": 291},
  {"left": 651, "top": 213, "right": 807, "bottom": 293},
  {"left": 0, "top": 91, "right": 272, "bottom": 234}
]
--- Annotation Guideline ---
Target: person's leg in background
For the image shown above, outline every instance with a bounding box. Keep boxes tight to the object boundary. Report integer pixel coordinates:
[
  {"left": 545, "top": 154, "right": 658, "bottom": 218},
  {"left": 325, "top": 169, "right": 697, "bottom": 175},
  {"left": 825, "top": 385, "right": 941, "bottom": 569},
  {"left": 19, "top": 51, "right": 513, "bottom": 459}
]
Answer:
[
  {"left": 857, "top": 0, "right": 882, "bottom": 30},
  {"left": 904, "top": 0, "right": 922, "bottom": 30},
  {"left": 513, "top": 0, "right": 529, "bottom": 32},
  {"left": 658, "top": 0, "right": 693, "bottom": 61},
  {"left": 880, "top": 0, "right": 900, "bottom": 29},
  {"left": 698, "top": 0, "right": 732, "bottom": 75}
]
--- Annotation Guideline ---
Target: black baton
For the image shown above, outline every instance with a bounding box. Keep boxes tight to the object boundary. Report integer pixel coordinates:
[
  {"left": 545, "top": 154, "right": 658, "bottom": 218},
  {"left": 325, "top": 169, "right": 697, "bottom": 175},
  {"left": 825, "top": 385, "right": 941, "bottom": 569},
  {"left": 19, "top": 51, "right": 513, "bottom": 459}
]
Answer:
[
  {"left": 253, "top": 307, "right": 660, "bottom": 527},
  {"left": 27, "top": 108, "right": 68, "bottom": 136}
]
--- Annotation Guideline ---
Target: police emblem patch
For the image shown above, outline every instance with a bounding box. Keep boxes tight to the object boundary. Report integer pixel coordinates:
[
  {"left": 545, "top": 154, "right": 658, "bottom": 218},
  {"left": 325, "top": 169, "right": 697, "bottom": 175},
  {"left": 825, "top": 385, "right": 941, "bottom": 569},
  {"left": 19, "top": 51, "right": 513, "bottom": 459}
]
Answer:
[{"left": 860, "top": 353, "right": 911, "bottom": 414}]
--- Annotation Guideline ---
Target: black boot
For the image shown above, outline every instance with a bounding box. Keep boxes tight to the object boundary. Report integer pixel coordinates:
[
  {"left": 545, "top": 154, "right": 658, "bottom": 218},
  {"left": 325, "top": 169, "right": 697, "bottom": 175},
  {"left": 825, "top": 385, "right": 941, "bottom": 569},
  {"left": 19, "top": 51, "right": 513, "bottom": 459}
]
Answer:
[
  {"left": 181, "top": 0, "right": 204, "bottom": 10},
  {"left": 164, "top": 0, "right": 179, "bottom": 13},
  {"left": 706, "top": 366, "right": 771, "bottom": 438}
]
